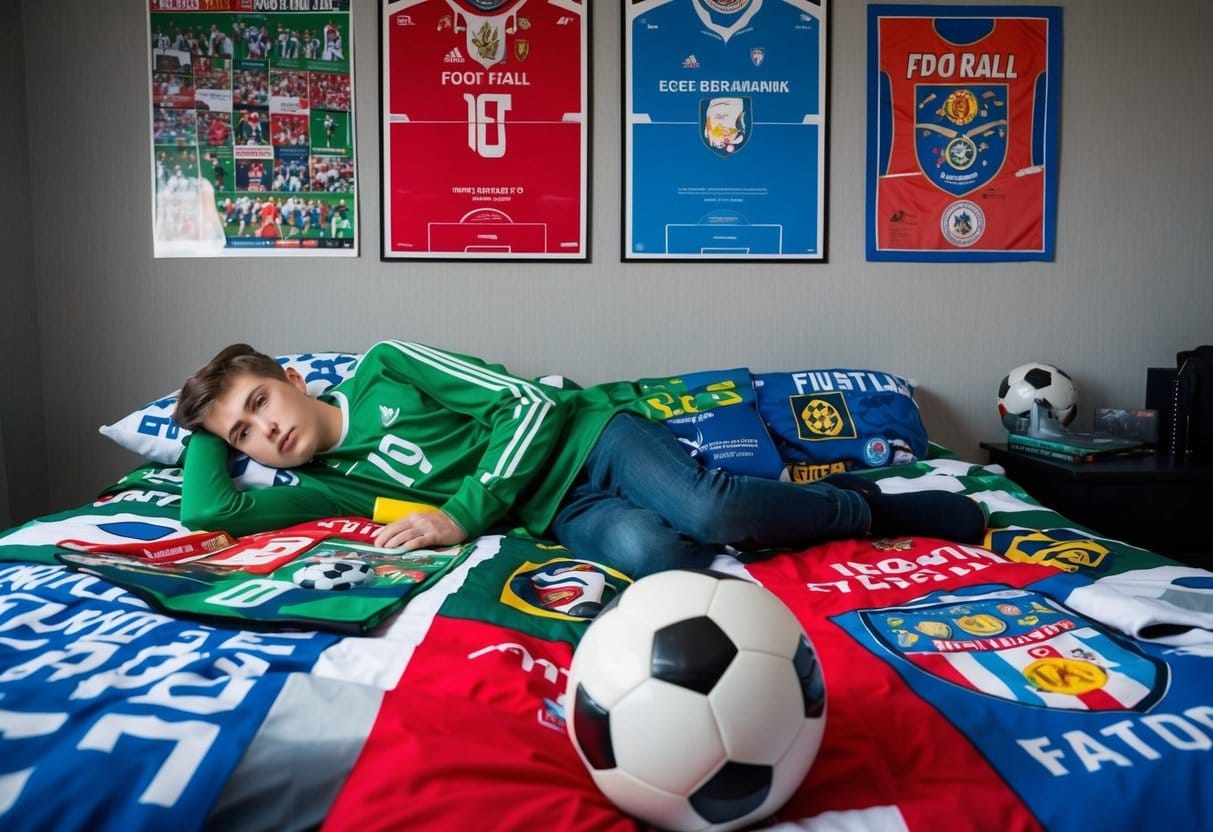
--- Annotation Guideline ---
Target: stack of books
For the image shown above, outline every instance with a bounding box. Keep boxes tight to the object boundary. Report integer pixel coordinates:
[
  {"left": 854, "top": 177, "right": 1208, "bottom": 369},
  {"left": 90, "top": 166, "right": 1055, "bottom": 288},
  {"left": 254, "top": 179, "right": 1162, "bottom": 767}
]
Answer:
[{"left": 1007, "top": 431, "right": 1145, "bottom": 463}]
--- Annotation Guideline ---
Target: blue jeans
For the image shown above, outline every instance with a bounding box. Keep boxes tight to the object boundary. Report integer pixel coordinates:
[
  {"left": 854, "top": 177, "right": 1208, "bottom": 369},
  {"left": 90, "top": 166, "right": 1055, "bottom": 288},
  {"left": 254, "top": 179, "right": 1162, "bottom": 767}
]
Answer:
[{"left": 547, "top": 414, "right": 871, "bottom": 578}]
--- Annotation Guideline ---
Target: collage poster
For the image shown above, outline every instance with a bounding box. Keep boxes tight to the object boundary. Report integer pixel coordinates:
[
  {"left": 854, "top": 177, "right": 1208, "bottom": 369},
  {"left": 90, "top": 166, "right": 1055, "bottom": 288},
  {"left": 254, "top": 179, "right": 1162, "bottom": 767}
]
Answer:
[
  {"left": 148, "top": 0, "right": 358, "bottom": 257},
  {"left": 380, "top": 0, "right": 589, "bottom": 260},
  {"left": 623, "top": 0, "right": 829, "bottom": 262},
  {"left": 866, "top": 5, "right": 1063, "bottom": 262}
]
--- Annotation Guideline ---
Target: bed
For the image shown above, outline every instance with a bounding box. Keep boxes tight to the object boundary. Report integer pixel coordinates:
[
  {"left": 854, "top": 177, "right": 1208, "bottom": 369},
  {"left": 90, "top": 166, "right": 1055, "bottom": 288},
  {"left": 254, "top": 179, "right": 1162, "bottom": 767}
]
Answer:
[{"left": 2, "top": 355, "right": 1210, "bottom": 832}]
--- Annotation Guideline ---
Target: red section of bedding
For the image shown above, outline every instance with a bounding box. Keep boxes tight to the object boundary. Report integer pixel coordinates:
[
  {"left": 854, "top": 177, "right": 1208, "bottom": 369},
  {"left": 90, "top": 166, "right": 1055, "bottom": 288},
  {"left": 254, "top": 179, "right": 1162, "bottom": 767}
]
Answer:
[
  {"left": 326, "top": 537, "right": 1058, "bottom": 831},
  {"left": 745, "top": 538, "right": 1050, "bottom": 831},
  {"left": 323, "top": 616, "right": 640, "bottom": 832}
]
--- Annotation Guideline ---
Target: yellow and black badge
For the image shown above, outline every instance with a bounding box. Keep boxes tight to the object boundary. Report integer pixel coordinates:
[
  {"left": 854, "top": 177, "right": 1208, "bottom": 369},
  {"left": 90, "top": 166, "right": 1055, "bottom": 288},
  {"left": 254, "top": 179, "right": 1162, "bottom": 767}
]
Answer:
[
  {"left": 1024, "top": 657, "right": 1108, "bottom": 695},
  {"left": 790, "top": 392, "right": 857, "bottom": 442},
  {"left": 987, "top": 529, "right": 1111, "bottom": 574}
]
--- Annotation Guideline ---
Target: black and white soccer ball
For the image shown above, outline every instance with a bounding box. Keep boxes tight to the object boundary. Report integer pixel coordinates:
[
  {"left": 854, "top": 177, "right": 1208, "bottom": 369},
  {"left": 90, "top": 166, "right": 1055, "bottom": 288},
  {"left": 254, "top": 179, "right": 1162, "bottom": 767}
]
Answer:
[
  {"left": 565, "top": 569, "right": 826, "bottom": 832},
  {"left": 291, "top": 558, "right": 374, "bottom": 591},
  {"left": 997, "top": 362, "right": 1078, "bottom": 428}
]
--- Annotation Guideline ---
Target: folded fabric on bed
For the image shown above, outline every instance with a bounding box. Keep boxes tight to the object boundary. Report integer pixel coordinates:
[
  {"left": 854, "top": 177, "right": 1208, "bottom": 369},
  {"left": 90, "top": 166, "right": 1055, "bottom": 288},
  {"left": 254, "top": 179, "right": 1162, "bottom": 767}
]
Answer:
[{"left": 52, "top": 517, "right": 471, "bottom": 635}]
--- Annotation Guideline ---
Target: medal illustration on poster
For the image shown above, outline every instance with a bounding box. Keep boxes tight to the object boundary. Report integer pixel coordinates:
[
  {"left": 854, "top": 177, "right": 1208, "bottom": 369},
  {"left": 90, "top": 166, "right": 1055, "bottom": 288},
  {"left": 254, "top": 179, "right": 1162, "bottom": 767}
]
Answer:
[
  {"left": 623, "top": 0, "right": 829, "bottom": 262},
  {"left": 866, "top": 5, "right": 1063, "bottom": 262},
  {"left": 148, "top": 0, "right": 358, "bottom": 257},
  {"left": 381, "top": 0, "right": 589, "bottom": 261}
]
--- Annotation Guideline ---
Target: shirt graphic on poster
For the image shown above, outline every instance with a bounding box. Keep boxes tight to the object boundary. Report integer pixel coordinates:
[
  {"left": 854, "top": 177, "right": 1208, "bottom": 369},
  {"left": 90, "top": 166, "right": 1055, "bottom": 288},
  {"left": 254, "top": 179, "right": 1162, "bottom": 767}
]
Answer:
[
  {"left": 626, "top": 0, "right": 826, "bottom": 259},
  {"left": 867, "top": 8, "right": 1061, "bottom": 260},
  {"left": 382, "top": 0, "right": 587, "bottom": 258}
]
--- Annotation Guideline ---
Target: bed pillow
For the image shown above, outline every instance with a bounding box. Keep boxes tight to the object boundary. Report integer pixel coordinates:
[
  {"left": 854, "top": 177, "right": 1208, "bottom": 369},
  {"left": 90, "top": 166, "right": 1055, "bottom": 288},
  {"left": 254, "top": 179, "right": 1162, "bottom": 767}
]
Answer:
[
  {"left": 754, "top": 368, "right": 928, "bottom": 480},
  {"left": 637, "top": 368, "right": 785, "bottom": 478},
  {"left": 99, "top": 351, "right": 361, "bottom": 465}
]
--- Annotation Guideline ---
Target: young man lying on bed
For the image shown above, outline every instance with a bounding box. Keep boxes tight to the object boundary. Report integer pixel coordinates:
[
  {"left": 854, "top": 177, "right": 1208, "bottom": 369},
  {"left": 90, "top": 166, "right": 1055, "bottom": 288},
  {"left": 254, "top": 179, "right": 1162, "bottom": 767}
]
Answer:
[{"left": 174, "top": 340, "right": 986, "bottom": 579}]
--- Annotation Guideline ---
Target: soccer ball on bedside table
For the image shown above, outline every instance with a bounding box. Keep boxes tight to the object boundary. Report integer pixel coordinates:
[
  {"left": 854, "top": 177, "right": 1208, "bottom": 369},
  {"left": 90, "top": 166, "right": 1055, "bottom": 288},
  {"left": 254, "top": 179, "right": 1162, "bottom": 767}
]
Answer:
[
  {"left": 565, "top": 569, "right": 826, "bottom": 832},
  {"left": 997, "top": 362, "right": 1078, "bottom": 432}
]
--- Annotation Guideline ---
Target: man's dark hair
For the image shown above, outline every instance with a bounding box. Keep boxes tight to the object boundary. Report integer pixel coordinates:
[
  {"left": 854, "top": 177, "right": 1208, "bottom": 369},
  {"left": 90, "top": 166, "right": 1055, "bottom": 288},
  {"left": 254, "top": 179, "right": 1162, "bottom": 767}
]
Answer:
[{"left": 174, "top": 344, "right": 286, "bottom": 432}]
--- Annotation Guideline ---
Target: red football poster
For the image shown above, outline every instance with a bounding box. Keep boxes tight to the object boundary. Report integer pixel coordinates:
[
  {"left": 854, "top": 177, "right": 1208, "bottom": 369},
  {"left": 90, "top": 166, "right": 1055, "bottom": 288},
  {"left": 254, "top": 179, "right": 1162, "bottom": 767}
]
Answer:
[
  {"left": 381, "top": 0, "right": 589, "bottom": 260},
  {"left": 866, "top": 5, "right": 1063, "bottom": 262}
]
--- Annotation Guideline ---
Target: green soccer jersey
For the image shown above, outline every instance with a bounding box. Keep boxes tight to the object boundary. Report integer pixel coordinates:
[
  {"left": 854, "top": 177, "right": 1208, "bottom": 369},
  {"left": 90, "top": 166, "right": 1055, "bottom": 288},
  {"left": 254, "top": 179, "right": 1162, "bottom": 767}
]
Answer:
[{"left": 180, "top": 341, "right": 648, "bottom": 538}]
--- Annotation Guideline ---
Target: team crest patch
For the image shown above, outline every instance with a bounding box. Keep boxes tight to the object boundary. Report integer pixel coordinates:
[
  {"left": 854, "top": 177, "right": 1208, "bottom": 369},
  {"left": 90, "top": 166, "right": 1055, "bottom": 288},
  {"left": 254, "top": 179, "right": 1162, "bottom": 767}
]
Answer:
[
  {"left": 379, "top": 405, "right": 400, "bottom": 427},
  {"left": 789, "top": 392, "right": 858, "bottom": 441},
  {"left": 501, "top": 558, "right": 631, "bottom": 621},
  {"left": 863, "top": 436, "right": 892, "bottom": 466},
  {"left": 462, "top": 16, "right": 510, "bottom": 68},
  {"left": 701, "top": 96, "right": 751, "bottom": 156},
  {"left": 984, "top": 528, "right": 1112, "bottom": 574},
  {"left": 856, "top": 585, "right": 1166, "bottom": 711},
  {"left": 915, "top": 84, "right": 1008, "bottom": 196},
  {"left": 940, "top": 200, "right": 986, "bottom": 248}
]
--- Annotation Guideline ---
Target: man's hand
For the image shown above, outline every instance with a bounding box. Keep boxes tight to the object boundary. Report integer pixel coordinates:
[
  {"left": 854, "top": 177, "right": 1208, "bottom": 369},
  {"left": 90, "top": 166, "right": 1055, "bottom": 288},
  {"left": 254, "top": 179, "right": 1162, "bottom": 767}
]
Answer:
[{"left": 373, "top": 510, "right": 466, "bottom": 550}]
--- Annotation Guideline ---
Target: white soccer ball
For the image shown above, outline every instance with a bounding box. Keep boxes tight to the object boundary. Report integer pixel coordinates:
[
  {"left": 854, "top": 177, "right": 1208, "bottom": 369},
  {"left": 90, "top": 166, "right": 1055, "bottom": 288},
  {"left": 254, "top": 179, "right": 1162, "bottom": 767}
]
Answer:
[
  {"left": 565, "top": 569, "right": 826, "bottom": 832},
  {"left": 291, "top": 558, "right": 374, "bottom": 591},
  {"left": 997, "top": 362, "right": 1078, "bottom": 428}
]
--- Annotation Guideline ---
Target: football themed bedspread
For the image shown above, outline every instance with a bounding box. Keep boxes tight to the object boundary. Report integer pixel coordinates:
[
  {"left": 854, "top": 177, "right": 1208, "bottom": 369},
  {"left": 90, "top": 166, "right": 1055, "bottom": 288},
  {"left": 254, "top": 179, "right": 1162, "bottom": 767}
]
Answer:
[{"left": 0, "top": 456, "right": 1210, "bottom": 832}]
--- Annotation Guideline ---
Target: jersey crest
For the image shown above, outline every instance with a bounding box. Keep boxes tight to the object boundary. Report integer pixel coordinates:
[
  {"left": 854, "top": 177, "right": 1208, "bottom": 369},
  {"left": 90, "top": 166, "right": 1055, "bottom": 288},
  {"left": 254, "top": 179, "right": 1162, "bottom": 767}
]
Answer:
[
  {"left": 502, "top": 557, "right": 631, "bottom": 621},
  {"left": 914, "top": 84, "right": 1008, "bottom": 196},
  {"left": 856, "top": 585, "right": 1167, "bottom": 712},
  {"left": 448, "top": 0, "right": 525, "bottom": 69},
  {"left": 701, "top": 96, "right": 751, "bottom": 157}
]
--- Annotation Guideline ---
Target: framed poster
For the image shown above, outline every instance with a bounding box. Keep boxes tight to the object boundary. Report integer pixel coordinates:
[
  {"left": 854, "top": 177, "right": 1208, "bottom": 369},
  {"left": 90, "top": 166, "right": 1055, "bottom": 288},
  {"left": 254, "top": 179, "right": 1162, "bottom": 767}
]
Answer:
[
  {"left": 148, "top": 0, "right": 359, "bottom": 258},
  {"left": 866, "top": 5, "right": 1063, "bottom": 262},
  {"left": 381, "top": 0, "right": 590, "bottom": 261},
  {"left": 623, "top": 0, "right": 829, "bottom": 262}
]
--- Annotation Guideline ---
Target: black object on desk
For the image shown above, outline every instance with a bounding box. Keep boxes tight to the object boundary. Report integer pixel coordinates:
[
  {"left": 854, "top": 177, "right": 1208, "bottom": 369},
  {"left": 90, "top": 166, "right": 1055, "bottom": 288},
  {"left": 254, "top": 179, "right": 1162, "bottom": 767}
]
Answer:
[{"left": 980, "top": 442, "right": 1213, "bottom": 566}]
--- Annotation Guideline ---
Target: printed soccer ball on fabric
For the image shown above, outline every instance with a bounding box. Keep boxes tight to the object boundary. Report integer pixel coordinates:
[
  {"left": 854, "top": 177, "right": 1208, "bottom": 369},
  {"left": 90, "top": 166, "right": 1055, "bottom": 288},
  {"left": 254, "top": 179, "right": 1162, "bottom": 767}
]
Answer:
[
  {"left": 291, "top": 558, "right": 374, "bottom": 591},
  {"left": 997, "top": 362, "right": 1078, "bottom": 428},
  {"left": 565, "top": 569, "right": 826, "bottom": 832}
]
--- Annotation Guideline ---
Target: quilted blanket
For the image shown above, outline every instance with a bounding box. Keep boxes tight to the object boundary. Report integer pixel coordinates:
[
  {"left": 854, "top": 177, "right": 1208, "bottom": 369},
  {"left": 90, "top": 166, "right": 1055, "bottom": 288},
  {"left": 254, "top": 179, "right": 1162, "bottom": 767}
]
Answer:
[{"left": 1, "top": 456, "right": 1210, "bottom": 832}]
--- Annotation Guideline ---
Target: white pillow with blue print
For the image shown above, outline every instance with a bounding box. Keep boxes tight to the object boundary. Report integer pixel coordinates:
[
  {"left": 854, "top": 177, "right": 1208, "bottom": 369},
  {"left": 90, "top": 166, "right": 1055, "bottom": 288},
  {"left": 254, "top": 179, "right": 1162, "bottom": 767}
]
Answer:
[{"left": 99, "top": 352, "right": 361, "bottom": 466}]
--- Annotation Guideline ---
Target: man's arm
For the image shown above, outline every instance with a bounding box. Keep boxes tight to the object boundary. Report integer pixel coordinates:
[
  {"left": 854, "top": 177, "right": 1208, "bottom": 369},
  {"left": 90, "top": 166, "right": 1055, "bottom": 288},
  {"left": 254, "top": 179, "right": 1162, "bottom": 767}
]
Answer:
[{"left": 179, "top": 430, "right": 343, "bottom": 536}]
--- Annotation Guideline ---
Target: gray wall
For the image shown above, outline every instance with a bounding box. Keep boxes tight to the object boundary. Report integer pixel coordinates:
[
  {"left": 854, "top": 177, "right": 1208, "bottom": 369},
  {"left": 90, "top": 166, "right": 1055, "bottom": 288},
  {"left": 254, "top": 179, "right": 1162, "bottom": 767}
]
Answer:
[
  {"left": 4, "top": 0, "right": 1211, "bottom": 524},
  {"left": 1, "top": 0, "right": 46, "bottom": 527}
]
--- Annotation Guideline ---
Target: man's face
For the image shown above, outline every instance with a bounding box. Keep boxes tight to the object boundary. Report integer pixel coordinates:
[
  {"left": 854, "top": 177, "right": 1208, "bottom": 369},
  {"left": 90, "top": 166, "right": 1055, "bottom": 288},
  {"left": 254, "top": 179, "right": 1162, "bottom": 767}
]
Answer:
[{"left": 202, "top": 369, "right": 323, "bottom": 468}]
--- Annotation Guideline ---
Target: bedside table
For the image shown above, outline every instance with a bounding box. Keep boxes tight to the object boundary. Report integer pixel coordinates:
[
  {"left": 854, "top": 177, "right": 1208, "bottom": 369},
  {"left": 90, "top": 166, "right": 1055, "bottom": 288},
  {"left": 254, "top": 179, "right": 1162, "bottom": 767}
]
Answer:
[{"left": 980, "top": 442, "right": 1213, "bottom": 566}]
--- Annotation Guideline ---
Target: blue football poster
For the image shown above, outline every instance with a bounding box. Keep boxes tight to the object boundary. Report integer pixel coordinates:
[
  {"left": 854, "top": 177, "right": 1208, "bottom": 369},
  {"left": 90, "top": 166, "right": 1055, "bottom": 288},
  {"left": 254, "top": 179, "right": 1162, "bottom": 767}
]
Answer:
[{"left": 624, "top": 0, "right": 829, "bottom": 261}]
